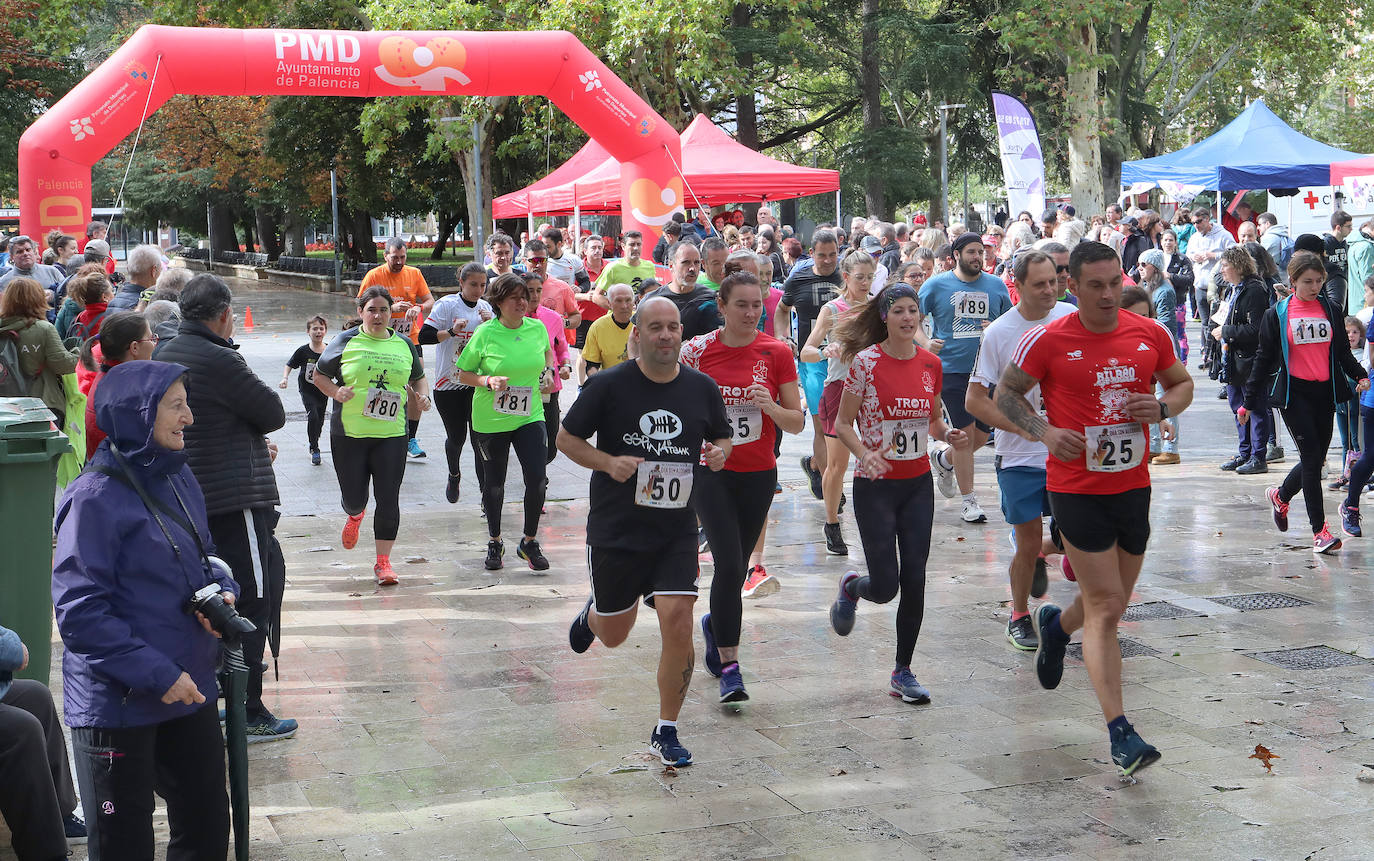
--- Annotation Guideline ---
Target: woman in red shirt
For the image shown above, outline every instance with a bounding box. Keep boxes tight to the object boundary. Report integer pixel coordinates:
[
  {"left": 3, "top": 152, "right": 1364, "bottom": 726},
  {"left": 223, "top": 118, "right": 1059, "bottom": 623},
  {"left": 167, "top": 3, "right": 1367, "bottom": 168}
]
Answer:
[
  {"left": 827, "top": 283, "right": 969, "bottom": 703},
  {"left": 681, "top": 272, "right": 804, "bottom": 705}
]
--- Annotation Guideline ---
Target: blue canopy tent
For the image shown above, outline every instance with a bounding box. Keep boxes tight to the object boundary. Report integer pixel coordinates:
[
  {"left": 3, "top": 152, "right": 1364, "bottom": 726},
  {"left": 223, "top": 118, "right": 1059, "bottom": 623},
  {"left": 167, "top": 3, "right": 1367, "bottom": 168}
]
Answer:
[{"left": 1121, "top": 101, "right": 1367, "bottom": 218}]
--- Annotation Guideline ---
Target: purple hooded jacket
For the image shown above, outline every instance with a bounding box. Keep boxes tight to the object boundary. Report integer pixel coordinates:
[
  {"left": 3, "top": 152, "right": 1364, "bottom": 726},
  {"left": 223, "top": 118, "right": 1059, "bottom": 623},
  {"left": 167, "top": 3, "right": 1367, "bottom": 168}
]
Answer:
[{"left": 52, "top": 361, "right": 238, "bottom": 728}]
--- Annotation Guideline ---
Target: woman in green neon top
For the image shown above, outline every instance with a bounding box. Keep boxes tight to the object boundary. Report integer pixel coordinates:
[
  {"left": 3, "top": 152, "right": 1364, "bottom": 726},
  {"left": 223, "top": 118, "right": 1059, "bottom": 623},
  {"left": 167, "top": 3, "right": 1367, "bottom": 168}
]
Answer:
[
  {"left": 314, "top": 285, "right": 431, "bottom": 585},
  {"left": 457, "top": 272, "right": 557, "bottom": 572}
]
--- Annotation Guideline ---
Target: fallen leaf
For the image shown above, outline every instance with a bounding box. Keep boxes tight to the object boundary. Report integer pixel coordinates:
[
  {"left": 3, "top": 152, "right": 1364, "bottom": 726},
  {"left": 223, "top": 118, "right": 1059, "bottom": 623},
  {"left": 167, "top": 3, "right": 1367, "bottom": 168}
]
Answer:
[
  {"left": 348, "top": 592, "right": 362, "bottom": 597},
  {"left": 956, "top": 536, "right": 965, "bottom": 542},
  {"left": 1250, "top": 744, "right": 1280, "bottom": 774},
  {"left": 404, "top": 556, "right": 427, "bottom": 564},
  {"left": 1245, "top": 719, "right": 1265, "bottom": 725},
  {"left": 1357, "top": 769, "right": 1374, "bottom": 784},
  {"left": 661, "top": 765, "right": 677, "bottom": 777}
]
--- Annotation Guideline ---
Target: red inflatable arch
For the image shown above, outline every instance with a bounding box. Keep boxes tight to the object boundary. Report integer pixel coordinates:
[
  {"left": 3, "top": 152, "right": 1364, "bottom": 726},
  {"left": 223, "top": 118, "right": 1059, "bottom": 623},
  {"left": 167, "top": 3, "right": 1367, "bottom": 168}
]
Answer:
[{"left": 18, "top": 26, "right": 684, "bottom": 242}]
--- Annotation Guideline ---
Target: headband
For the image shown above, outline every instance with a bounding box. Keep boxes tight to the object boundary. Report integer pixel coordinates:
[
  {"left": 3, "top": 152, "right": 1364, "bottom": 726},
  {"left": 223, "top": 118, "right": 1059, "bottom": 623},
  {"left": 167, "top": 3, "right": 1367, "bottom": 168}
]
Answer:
[{"left": 880, "top": 284, "right": 919, "bottom": 320}]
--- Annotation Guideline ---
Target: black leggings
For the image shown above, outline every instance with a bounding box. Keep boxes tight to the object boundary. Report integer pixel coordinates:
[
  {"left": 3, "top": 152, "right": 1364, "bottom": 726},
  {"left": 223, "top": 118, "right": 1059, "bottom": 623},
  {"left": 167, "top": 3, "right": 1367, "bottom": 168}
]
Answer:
[
  {"left": 852, "top": 473, "right": 934, "bottom": 668},
  {"left": 301, "top": 389, "right": 326, "bottom": 450},
  {"left": 73, "top": 703, "right": 229, "bottom": 861},
  {"left": 695, "top": 467, "right": 776, "bottom": 650},
  {"left": 1346, "top": 405, "right": 1374, "bottom": 509},
  {"left": 331, "top": 434, "right": 407, "bottom": 541},
  {"left": 544, "top": 390, "right": 561, "bottom": 465},
  {"left": 1278, "top": 378, "right": 1336, "bottom": 534},
  {"left": 434, "top": 386, "right": 485, "bottom": 485},
  {"left": 473, "top": 421, "right": 546, "bottom": 538}
]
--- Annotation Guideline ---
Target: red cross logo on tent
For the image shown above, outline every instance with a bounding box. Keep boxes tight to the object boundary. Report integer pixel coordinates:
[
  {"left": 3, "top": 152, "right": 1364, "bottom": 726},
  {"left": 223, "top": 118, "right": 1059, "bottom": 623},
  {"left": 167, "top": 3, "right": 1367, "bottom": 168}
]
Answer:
[{"left": 1303, "top": 191, "right": 1320, "bottom": 210}]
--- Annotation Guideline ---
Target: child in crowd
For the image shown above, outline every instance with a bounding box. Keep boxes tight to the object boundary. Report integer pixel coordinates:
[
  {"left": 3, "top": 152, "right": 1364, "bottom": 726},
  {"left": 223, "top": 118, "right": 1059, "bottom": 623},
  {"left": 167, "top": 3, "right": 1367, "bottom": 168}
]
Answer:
[{"left": 279, "top": 315, "right": 329, "bottom": 465}]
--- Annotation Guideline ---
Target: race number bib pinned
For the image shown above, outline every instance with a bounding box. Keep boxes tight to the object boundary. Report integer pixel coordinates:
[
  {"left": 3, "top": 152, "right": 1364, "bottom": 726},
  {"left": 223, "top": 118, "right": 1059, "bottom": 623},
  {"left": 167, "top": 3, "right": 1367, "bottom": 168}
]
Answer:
[
  {"left": 450, "top": 331, "right": 472, "bottom": 361},
  {"left": 726, "top": 404, "right": 764, "bottom": 444},
  {"left": 952, "top": 291, "right": 990, "bottom": 338},
  {"left": 362, "top": 387, "right": 402, "bottom": 421},
  {"left": 304, "top": 362, "right": 316, "bottom": 382},
  {"left": 635, "top": 461, "right": 693, "bottom": 509},
  {"left": 493, "top": 385, "right": 533, "bottom": 417},
  {"left": 1289, "top": 316, "right": 1331, "bottom": 346},
  {"left": 1086, "top": 422, "right": 1147, "bottom": 472},
  {"left": 881, "top": 418, "right": 929, "bottom": 461}
]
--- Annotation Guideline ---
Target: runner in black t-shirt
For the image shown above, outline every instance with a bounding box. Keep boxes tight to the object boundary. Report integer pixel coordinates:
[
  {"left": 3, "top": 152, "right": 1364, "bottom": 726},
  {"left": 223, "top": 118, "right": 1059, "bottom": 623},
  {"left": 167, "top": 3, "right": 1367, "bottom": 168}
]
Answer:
[
  {"left": 278, "top": 315, "right": 329, "bottom": 464},
  {"left": 560, "top": 296, "right": 732, "bottom": 768}
]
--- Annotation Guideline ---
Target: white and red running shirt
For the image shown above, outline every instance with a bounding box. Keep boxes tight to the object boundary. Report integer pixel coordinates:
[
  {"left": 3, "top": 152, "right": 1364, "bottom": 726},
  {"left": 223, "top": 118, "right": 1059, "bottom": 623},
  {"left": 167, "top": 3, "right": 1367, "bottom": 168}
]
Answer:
[
  {"left": 680, "top": 330, "right": 797, "bottom": 473},
  {"left": 843, "top": 343, "right": 943, "bottom": 480}
]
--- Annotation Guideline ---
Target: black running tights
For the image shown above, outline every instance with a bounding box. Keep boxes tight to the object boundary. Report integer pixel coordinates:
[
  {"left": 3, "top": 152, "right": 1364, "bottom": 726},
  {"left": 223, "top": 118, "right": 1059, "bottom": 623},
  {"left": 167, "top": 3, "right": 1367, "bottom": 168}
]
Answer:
[
  {"left": 1278, "top": 377, "right": 1336, "bottom": 535},
  {"left": 694, "top": 467, "right": 777, "bottom": 650},
  {"left": 331, "top": 434, "right": 407, "bottom": 541},
  {"left": 473, "top": 421, "right": 546, "bottom": 539},
  {"left": 852, "top": 473, "right": 934, "bottom": 668},
  {"left": 434, "top": 387, "right": 485, "bottom": 486}
]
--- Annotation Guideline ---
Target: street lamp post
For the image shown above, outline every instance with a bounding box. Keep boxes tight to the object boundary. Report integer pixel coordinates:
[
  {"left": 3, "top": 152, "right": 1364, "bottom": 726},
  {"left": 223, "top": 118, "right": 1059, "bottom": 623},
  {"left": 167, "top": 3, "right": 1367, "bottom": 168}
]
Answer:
[{"left": 937, "top": 103, "right": 965, "bottom": 226}]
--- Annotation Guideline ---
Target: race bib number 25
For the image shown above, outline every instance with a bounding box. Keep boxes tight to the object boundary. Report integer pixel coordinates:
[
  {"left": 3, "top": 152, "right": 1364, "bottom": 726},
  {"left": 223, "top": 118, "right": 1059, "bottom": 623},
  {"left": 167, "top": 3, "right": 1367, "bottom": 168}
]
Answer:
[{"left": 1086, "top": 422, "right": 1147, "bottom": 472}]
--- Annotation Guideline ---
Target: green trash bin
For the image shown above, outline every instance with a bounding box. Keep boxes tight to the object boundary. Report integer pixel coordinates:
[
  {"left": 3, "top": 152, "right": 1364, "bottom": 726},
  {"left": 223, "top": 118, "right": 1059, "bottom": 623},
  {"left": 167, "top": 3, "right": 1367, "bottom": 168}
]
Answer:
[{"left": 0, "top": 397, "right": 72, "bottom": 685}]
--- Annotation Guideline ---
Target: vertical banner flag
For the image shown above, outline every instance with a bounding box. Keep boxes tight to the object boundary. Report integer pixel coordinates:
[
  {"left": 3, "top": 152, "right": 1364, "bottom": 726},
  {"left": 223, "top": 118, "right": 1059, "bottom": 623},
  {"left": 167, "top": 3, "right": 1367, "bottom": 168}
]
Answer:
[{"left": 991, "top": 92, "right": 1046, "bottom": 218}]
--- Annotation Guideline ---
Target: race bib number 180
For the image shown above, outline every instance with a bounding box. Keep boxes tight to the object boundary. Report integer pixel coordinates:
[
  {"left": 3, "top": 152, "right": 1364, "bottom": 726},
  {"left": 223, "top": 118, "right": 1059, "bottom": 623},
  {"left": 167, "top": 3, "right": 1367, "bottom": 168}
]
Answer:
[
  {"left": 1086, "top": 422, "right": 1147, "bottom": 472},
  {"left": 362, "top": 387, "right": 402, "bottom": 421},
  {"left": 635, "top": 461, "right": 693, "bottom": 509}
]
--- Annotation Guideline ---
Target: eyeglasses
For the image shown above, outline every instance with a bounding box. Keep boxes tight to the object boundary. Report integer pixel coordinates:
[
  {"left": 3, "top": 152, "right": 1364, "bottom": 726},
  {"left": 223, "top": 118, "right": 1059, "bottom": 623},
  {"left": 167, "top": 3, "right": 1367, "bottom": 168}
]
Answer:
[
  {"left": 138, "top": 334, "right": 160, "bottom": 344},
  {"left": 526, "top": 257, "right": 547, "bottom": 264},
  {"left": 1056, "top": 265, "right": 1070, "bottom": 274}
]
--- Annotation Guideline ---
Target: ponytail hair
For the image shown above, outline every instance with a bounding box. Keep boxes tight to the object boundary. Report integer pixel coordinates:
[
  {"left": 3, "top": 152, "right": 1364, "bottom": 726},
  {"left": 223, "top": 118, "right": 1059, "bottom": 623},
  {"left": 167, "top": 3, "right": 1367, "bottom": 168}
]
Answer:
[
  {"left": 80, "top": 311, "right": 148, "bottom": 372},
  {"left": 834, "top": 283, "right": 918, "bottom": 362}
]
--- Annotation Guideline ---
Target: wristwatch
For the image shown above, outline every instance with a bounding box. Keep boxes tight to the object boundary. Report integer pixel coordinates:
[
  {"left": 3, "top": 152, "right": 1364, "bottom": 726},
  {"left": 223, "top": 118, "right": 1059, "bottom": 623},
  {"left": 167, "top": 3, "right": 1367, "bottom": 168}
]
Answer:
[{"left": 1157, "top": 400, "right": 1171, "bottom": 420}]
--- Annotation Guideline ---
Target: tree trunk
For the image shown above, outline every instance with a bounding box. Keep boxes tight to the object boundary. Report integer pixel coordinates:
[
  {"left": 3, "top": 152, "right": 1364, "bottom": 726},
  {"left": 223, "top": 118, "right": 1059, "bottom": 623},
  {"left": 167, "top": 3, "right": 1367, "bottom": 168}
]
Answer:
[
  {"left": 254, "top": 206, "right": 282, "bottom": 260},
  {"left": 432, "top": 209, "right": 456, "bottom": 259},
  {"left": 208, "top": 204, "right": 239, "bottom": 256},
  {"left": 923, "top": 131, "right": 943, "bottom": 225},
  {"left": 282, "top": 205, "right": 307, "bottom": 256},
  {"left": 1066, "top": 21, "right": 1104, "bottom": 214},
  {"left": 352, "top": 209, "right": 376, "bottom": 265},
  {"left": 238, "top": 212, "right": 256, "bottom": 253},
  {"left": 732, "top": 2, "right": 762, "bottom": 225},
  {"left": 860, "top": 0, "right": 886, "bottom": 219}
]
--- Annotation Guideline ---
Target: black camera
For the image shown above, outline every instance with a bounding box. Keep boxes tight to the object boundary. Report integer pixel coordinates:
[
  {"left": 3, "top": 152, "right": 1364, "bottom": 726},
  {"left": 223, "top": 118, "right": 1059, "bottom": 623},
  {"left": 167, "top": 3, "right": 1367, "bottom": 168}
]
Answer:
[{"left": 185, "top": 557, "right": 256, "bottom": 644}]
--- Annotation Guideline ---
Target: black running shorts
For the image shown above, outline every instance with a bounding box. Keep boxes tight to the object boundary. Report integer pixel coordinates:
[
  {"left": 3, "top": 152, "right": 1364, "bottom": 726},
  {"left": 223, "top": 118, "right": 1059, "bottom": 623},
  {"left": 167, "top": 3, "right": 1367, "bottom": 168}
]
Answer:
[
  {"left": 588, "top": 540, "right": 699, "bottom": 615},
  {"left": 1047, "top": 487, "right": 1152, "bottom": 555}
]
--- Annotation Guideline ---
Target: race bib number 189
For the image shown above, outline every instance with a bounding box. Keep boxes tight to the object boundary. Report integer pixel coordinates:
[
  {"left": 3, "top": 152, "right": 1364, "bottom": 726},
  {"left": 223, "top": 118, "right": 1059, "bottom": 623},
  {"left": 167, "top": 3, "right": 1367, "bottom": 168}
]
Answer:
[
  {"left": 952, "top": 291, "right": 990, "bottom": 338},
  {"left": 1086, "top": 422, "right": 1147, "bottom": 472}
]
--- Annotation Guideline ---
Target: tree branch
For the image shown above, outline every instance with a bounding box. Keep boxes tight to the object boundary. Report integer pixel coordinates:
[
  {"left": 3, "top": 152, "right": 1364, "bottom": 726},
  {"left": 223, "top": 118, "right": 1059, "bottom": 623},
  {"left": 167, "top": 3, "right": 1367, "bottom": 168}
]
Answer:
[{"left": 757, "top": 98, "right": 861, "bottom": 149}]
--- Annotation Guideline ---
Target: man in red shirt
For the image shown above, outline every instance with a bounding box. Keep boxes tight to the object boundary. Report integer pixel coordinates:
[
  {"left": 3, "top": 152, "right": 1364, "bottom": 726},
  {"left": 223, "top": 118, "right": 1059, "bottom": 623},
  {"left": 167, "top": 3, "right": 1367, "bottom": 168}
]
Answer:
[
  {"left": 522, "top": 239, "right": 580, "bottom": 346},
  {"left": 996, "top": 241, "right": 1194, "bottom": 778}
]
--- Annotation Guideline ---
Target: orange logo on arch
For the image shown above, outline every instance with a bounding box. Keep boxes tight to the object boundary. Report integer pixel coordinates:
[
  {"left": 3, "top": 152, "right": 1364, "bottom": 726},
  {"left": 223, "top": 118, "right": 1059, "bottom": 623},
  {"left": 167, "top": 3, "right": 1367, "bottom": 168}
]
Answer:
[
  {"left": 629, "top": 177, "right": 684, "bottom": 229},
  {"left": 375, "top": 36, "right": 471, "bottom": 91}
]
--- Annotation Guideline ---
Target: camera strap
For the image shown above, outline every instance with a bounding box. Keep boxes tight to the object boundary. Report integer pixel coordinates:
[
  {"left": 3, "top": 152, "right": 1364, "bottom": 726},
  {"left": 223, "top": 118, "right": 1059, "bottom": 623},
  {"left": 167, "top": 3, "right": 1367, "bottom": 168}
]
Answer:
[{"left": 88, "top": 445, "right": 211, "bottom": 568}]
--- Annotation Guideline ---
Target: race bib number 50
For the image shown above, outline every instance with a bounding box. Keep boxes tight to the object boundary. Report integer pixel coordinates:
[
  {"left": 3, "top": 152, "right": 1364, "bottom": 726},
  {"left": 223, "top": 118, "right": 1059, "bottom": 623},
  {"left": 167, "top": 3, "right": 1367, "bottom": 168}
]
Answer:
[
  {"left": 1086, "top": 422, "right": 1147, "bottom": 472},
  {"left": 636, "top": 461, "right": 693, "bottom": 509}
]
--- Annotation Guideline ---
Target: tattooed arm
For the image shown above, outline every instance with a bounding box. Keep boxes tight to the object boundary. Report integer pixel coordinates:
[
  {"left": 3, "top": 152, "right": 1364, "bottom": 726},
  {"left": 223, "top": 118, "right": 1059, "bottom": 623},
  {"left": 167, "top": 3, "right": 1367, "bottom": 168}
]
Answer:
[{"left": 996, "top": 363, "right": 1087, "bottom": 463}]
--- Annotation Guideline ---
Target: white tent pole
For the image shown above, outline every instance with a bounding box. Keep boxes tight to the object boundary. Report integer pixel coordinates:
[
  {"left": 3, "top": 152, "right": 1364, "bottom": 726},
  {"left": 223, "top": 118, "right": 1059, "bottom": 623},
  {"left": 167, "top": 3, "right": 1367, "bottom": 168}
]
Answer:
[
  {"left": 573, "top": 191, "right": 581, "bottom": 251},
  {"left": 528, "top": 210, "right": 535, "bottom": 243},
  {"left": 835, "top": 190, "right": 841, "bottom": 228}
]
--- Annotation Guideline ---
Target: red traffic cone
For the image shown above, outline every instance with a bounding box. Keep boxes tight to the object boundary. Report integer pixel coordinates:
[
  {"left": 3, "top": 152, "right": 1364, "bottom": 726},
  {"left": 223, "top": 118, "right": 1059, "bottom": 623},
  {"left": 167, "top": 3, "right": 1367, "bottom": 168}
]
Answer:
[{"left": 243, "top": 306, "right": 255, "bottom": 332}]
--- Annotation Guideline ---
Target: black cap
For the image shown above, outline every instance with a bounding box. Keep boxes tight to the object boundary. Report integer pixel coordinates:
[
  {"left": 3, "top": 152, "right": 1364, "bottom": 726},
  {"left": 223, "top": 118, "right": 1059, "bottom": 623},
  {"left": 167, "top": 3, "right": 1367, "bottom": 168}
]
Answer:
[
  {"left": 1294, "top": 233, "right": 1325, "bottom": 255},
  {"left": 951, "top": 231, "right": 983, "bottom": 254}
]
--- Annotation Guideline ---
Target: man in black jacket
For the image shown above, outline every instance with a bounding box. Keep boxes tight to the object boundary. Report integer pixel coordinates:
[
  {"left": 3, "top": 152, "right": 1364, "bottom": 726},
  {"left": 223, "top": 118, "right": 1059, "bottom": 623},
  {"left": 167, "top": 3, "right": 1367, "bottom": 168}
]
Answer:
[{"left": 155, "top": 274, "right": 297, "bottom": 742}]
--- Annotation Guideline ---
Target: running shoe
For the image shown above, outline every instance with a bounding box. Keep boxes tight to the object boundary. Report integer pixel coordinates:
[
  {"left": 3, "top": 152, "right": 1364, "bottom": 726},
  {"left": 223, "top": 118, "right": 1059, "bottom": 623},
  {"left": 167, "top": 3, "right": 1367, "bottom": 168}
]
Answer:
[
  {"left": 1030, "top": 603, "right": 1067, "bottom": 690},
  {"left": 1109, "top": 722, "right": 1161, "bottom": 777},
  {"left": 569, "top": 595, "right": 595, "bottom": 654},
  {"left": 1219, "top": 454, "right": 1246, "bottom": 471},
  {"left": 650, "top": 725, "right": 693, "bottom": 767},
  {"left": 374, "top": 558, "right": 398, "bottom": 585},
  {"left": 697, "top": 527, "right": 710, "bottom": 554},
  {"left": 407, "top": 438, "right": 426, "bottom": 458},
  {"left": 517, "top": 538, "right": 550, "bottom": 571},
  {"left": 802, "top": 456, "right": 823, "bottom": 499},
  {"left": 830, "top": 571, "right": 860, "bottom": 636},
  {"left": 742, "top": 565, "right": 780, "bottom": 598},
  {"left": 1006, "top": 615, "right": 1038, "bottom": 651},
  {"left": 310, "top": 448, "right": 321, "bottom": 466},
  {"left": 719, "top": 663, "right": 749, "bottom": 704},
  {"left": 1031, "top": 556, "right": 1048, "bottom": 599},
  {"left": 1266, "top": 443, "right": 1285, "bottom": 463},
  {"left": 961, "top": 497, "right": 987, "bottom": 523},
  {"left": 64, "top": 813, "right": 87, "bottom": 844},
  {"left": 775, "top": 481, "right": 783, "bottom": 494},
  {"left": 1329, "top": 475, "right": 1350, "bottom": 491},
  {"left": 1341, "top": 503, "right": 1362, "bottom": 538},
  {"left": 484, "top": 539, "right": 504, "bottom": 570},
  {"left": 1061, "top": 553, "right": 1076, "bottom": 582},
  {"left": 1266, "top": 487, "right": 1289, "bottom": 532},
  {"left": 244, "top": 710, "right": 299, "bottom": 744},
  {"left": 341, "top": 512, "right": 364, "bottom": 550},
  {"left": 889, "top": 666, "right": 931, "bottom": 704},
  {"left": 823, "top": 521, "right": 848, "bottom": 556},
  {"left": 1235, "top": 457, "right": 1268, "bottom": 475},
  {"left": 932, "top": 446, "right": 956, "bottom": 498},
  {"left": 700, "top": 613, "right": 722, "bottom": 677},
  {"left": 446, "top": 473, "right": 460, "bottom": 503},
  {"left": 1314, "top": 524, "right": 1342, "bottom": 555}
]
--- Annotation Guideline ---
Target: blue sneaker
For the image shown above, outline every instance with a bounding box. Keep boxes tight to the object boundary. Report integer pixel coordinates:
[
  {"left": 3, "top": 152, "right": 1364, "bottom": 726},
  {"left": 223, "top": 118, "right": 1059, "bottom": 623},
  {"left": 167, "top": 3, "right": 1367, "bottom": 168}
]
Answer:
[
  {"left": 701, "top": 613, "right": 722, "bottom": 677},
  {"left": 407, "top": 438, "right": 426, "bottom": 458},
  {"left": 1030, "top": 603, "right": 1067, "bottom": 690},
  {"left": 829, "top": 571, "right": 860, "bottom": 636},
  {"left": 569, "top": 595, "right": 595, "bottom": 654},
  {"left": 1110, "top": 722, "right": 1161, "bottom": 777},
  {"left": 889, "top": 666, "right": 930, "bottom": 703},
  {"left": 244, "top": 711, "right": 299, "bottom": 744},
  {"left": 310, "top": 448, "right": 321, "bottom": 466},
  {"left": 650, "top": 725, "right": 693, "bottom": 766},
  {"left": 719, "top": 663, "right": 749, "bottom": 704},
  {"left": 63, "top": 812, "right": 87, "bottom": 844},
  {"left": 1340, "top": 503, "right": 1362, "bottom": 537}
]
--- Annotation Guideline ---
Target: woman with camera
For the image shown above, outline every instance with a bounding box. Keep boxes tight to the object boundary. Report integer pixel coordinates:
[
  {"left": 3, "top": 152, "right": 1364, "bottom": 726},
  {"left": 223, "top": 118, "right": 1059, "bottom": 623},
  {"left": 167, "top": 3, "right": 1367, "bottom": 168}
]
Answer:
[{"left": 52, "top": 361, "right": 239, "bottom": 860}]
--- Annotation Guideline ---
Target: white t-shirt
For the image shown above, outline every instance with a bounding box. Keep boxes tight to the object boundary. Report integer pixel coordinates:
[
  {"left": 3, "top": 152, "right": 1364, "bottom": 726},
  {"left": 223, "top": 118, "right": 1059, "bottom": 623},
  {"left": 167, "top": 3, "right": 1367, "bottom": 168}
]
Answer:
[
  {"left": 426, "top": 294, "right": 494, "bottom": 391},
  {"left": 971, "top": 301, "right": 1077, "bottom": 469},
  {"left": 547, "top": 250, "right": 587, "bottom": 287}
]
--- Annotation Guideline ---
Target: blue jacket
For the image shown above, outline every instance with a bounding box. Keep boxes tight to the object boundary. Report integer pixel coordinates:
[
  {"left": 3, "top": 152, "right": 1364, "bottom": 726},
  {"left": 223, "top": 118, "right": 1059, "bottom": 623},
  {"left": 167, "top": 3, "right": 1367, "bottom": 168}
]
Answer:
[
  {"left": 52, "top": 361, "right": 238, "bottom": 729},
  {"left": 0, "top": 624, "right": 24, "bottom": 701}
]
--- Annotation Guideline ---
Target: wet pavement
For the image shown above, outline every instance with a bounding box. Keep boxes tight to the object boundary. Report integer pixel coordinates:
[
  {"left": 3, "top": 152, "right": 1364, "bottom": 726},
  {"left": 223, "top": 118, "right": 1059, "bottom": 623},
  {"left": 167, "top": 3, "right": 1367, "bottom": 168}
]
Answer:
[{"left": 17, "top": 276, "right": 1374, "bottom": 860}]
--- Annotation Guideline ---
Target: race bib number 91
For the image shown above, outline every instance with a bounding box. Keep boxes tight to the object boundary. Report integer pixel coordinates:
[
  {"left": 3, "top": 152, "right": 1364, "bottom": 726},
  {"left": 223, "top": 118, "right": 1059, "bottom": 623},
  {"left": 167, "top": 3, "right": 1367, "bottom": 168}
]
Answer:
[
  {"left": 363, "top": 387, "right": 402, "bottom": 421},
  {"left": 1289, "top": 317, "right": 1331, "bottom": 346},
  {"left": 1086, "top": 422, "right": 1147, "bottom": 472},
  {"left": 881, "top": 418, "right": 928, "bottom": 461},
  {"left": 635, "top": 461, "right": 693, "bottom": 509},
  {"left": 726, "top": 404, "right": 764, "bottom": 444},
  {"left": 493, "top": 385, "right": 533, "bottom": 417}
]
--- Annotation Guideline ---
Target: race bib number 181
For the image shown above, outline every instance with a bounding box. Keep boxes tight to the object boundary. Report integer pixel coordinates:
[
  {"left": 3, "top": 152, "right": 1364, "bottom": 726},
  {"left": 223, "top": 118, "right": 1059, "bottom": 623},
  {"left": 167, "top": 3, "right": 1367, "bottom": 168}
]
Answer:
[
  {"left": 1086, "top": 422, "right": 1147, "bottom": 472},
  {"left": 493, "top": 385, "right": 533, "bottom": 417}
]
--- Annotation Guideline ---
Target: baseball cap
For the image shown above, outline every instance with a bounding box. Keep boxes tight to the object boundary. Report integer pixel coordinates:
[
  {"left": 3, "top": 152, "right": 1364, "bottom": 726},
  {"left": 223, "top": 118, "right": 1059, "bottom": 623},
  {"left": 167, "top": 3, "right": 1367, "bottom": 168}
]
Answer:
[
  {"left": 860, "top": 235, "right": 883, "bottom": 253},
  {"left": 85, "top": 239, "right": 111, "bottom": 257}
]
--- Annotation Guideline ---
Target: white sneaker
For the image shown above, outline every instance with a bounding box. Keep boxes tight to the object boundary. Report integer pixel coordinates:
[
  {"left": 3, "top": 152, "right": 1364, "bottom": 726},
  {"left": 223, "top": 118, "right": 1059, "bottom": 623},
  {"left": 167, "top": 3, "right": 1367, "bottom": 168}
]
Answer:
[
  {"left": 932, "top": 444, "right": 956, "bottom": 499},
  {"left": 961, "top": 497, "right": 987, "bottom": 523}
]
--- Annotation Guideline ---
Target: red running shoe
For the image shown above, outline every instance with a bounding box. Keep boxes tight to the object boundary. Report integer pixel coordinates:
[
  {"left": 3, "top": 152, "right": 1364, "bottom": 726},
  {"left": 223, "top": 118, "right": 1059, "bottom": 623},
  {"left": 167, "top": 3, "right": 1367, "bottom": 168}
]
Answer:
[
  {"left": 342, "top": 512, "right": 365, "bottom": 550},
  {"left": 374, "top": 557, "right": 398, "bottom": 585}
]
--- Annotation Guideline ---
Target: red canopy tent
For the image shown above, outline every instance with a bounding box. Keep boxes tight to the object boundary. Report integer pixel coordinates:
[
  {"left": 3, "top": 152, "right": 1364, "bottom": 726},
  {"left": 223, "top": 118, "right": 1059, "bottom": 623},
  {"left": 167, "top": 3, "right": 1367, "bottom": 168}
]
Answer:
[
  {"left": 492, "top": 114, "right": 840, "bottom": 218},
  {"left": 1332, "top": 157, "right": 1374, "bottom": 186},
  {"left": 491, "top": 138, "right": 613, "bottom": 218}
]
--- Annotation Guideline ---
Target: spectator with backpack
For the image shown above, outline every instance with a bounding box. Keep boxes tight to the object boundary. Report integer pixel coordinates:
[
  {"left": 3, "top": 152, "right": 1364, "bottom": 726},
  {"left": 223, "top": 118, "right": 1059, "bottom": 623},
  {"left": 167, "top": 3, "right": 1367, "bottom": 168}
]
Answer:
[
  {"left": 64, "top": 270, "right": 113, "bottom": 343},
  {"left": 1258, "top": 212, "right": 1294, "bottom": 280},
  {"left": 0, "top": 277, "right": 79, "bottom": 423}
]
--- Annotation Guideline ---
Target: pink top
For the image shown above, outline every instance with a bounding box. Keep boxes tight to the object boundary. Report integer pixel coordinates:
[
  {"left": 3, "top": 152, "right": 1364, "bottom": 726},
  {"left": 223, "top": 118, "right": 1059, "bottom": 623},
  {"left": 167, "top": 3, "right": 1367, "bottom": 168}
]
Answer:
[
  {"left": 531, "top": 305, "right": 570, "bottom": 392},
  {"left": 1286, "top": 298, "right": 1331, "bottom": 382}
]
